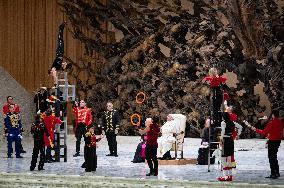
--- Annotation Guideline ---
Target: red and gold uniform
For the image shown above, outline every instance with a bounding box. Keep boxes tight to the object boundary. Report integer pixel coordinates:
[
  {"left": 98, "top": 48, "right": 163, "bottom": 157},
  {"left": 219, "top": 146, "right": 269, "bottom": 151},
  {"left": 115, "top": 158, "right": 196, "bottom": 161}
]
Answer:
[
  {"left": 84, "top": 129, "right": 101, "bottom": 172},
  {"left": 73, "top": 106, "right": 92, "bottom": 156},
  {"left": 73, "top": 106, "right": 92, "bottom": 127},
  {"left": 43, "top": 114, "right": 62, "bottom": 147}
]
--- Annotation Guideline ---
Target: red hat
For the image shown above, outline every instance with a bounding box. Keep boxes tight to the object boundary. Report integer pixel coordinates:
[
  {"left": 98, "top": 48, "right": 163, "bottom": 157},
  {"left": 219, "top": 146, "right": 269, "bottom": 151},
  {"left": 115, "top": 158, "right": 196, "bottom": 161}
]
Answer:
[{"left": 46, "top": 95, "right": 57, "bottom": 103}]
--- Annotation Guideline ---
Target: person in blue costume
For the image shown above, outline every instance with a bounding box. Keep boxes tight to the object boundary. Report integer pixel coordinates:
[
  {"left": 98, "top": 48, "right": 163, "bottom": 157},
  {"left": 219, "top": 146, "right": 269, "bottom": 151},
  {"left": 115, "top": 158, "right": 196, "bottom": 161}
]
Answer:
[{"left": 4, "top": 104, "right": 23, "bottom": 158}]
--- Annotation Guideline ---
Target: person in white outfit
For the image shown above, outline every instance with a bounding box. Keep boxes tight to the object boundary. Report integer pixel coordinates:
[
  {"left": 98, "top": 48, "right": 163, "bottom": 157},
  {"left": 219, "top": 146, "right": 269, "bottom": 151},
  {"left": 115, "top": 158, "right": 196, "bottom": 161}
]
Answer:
[{"left": 157, "top": 115, "right": 177, "bottom": 159}]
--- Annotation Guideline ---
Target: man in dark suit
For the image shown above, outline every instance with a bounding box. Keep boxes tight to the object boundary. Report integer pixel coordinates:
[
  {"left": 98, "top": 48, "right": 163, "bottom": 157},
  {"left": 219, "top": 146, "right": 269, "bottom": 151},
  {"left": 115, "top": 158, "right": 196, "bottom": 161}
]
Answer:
[{"left": 101, "top": 102, "right": 120, "bottom": 157}]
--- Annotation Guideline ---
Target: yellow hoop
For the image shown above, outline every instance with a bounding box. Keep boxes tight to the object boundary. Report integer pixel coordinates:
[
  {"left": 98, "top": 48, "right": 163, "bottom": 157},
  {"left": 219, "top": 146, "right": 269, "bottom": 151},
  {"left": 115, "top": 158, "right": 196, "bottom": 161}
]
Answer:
[
  {"left": 131, "top": 113, "right": 141, "bottom": 126},
  {"left": 136, "top": 92, "right": 146, "bottom": 104}
]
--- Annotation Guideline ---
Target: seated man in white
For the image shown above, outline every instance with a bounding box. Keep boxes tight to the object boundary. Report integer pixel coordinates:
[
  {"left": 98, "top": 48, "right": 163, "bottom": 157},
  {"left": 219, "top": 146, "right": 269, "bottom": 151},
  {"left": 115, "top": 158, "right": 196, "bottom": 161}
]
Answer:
[
  {"left": 157, "top": 114, "right": 187, "bottom": 159},
  {"left": 157, "top": 114, "right": 176, "bottom": 159}
]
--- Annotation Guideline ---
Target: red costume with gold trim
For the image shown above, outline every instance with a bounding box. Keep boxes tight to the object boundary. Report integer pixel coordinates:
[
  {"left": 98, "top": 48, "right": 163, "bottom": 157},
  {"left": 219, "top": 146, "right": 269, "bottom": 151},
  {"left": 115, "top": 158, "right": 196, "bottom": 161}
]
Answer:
[
  {"left": 43, "top": 115, "right": 62, "bottom": 146},
  {"left": 73, "top": 106, "right": 92, "bottom": 128}
]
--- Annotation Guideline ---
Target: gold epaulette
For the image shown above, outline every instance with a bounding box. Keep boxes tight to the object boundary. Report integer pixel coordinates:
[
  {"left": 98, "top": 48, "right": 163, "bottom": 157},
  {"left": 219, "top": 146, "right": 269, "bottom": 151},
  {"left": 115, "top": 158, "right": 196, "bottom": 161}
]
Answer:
[{"left": 85, "top": 132, "right": 91, "bottom": 137}]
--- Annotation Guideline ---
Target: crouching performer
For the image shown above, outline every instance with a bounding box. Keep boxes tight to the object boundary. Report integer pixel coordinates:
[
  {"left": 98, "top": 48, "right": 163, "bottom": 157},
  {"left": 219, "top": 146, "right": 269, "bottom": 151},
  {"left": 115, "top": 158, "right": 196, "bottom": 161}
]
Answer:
[
  {"left": 157, "top": 114, "right": 176, "bottom": 159},
  {"left": 30, "top": 114, "right": 50, "bottom": 171},
  {"left": 84, "top": 125, "right": 102, "bottom": 172},
  {"left": 218, "top": 112, "right": 242, "bottom": 181}
]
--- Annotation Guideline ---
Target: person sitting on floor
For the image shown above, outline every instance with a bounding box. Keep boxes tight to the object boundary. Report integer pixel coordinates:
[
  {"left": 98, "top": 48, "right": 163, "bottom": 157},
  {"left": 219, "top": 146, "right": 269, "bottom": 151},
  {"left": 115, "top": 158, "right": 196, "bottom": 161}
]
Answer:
[{"left": 132, "top": 135, "right": 147, "bottom": 163}]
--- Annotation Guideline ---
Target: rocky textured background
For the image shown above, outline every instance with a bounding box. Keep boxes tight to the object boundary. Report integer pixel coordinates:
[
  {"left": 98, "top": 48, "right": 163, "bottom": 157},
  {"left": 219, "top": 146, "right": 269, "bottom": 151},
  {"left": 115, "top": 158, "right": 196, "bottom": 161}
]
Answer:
[{"left": 59, "top": 0, "right": 284, "bottom": 138}]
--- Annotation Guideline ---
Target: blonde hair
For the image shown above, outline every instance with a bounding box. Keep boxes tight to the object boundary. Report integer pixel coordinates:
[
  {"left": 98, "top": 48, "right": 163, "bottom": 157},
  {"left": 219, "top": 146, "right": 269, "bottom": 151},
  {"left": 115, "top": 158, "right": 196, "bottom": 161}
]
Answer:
[{"left": 208, "top": 68, "right": 218, "bottom": 77}]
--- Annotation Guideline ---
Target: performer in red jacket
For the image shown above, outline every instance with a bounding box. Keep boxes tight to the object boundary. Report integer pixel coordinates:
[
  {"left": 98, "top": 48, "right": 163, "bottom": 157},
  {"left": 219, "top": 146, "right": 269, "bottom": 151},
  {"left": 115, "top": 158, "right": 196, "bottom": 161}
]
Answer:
[
  {"left": 2, "top": 96, "right": 20, "bottom": 115},
  {"left": 43, "top": 108, "right": 62, "bottom": 162},
  {"left": 249, "top": 110, "right": 283, "bottom": 179},
  {"left": 72, "top": 100, "right": 92, "bottom": 157},
  {"left": 203, "top": 68, "right": 226, "bottom": 127},
  {"left": 139, "top": 116, "right": 160, "bottom": 176}
]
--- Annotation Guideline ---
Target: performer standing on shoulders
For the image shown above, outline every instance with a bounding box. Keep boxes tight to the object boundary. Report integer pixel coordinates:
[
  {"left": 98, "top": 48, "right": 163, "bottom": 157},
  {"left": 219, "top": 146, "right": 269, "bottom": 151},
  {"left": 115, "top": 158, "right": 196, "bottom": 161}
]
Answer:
[
  {"left": 139, "top": 116, "right": 160, "bottom": 176},
  {"left": 218, "top": 112, "right": 242, "bottom": 181},
  {"left": 73, "top": 100, "right": 92, "bottom": 157},
  {"left": 247, "top": 110, "right": 283, "bottom": 179},
  {"left": 203, "top": 68, "right": 226, "bottom": 127},
  {"left": 101, "top": 102, "right": 120, "bottom": 157}
]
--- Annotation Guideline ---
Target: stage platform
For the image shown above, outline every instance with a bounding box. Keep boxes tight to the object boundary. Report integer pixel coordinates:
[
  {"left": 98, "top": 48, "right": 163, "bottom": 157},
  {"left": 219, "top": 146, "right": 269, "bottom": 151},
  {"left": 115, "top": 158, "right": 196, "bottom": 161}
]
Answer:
[{"left": 158, "top": 158, "right": 197, "bottom": 165}]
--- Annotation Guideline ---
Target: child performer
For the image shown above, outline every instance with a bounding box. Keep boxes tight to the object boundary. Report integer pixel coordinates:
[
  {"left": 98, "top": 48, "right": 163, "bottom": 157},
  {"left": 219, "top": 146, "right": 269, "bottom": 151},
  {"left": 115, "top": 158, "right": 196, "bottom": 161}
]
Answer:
[
  {"left": 30, "top": 114, "right": 51, "bottom": 171},
  {"left": 84, "top": 125, "right": 102, "bottom": 172},
  {"left": 218, "top": 112, "right": 242, "bottom": 181},
  {"left": 203, "top": 67, "right": 226, "bottom": 127}
]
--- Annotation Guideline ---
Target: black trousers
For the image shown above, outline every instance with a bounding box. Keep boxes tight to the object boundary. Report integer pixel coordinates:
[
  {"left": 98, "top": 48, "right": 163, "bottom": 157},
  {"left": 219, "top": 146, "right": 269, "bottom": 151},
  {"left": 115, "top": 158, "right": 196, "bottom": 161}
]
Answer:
[
  {"left": 146, "top": 145, "right": 158, "bottom": 174},
  {"left": 75, "top": 123, "right": 87, "bottom": 154},
  {"left": 31, "top": 140, "right": 45, "bottom": 168},
  {"left": 222, "top": 137, "right": 234, "bottom": 157},
  {"left": 52, "top": 23, "right": 65, "bottom": 70},
  {"left": 106, "top": 131, "right": 117, "bottom": 155},
  {"left": 268, "top": 140, "right": 281, "bottom": 175},
  {"left": 85, "top": 146, "right": 97, "bottom": 172},
  {"left": 212, "top": 86, "right": 223, "bottom": 127}
]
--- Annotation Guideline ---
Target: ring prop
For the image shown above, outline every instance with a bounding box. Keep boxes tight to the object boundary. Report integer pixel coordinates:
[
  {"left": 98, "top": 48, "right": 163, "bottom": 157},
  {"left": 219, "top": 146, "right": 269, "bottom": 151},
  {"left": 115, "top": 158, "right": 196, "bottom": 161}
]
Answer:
[
  {"left": 131, "top": 113, "right": 141, "bottom": 126},
  {"left": 136, "top": 92, "right": 146, "bottom": 104}
]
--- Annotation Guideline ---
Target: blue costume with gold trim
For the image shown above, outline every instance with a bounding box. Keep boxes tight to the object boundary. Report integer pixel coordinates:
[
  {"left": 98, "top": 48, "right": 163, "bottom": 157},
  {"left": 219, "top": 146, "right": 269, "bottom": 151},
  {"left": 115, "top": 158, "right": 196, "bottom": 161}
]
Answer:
[{"left": 4, "top": 112, "right": 22, "bottom": 157}]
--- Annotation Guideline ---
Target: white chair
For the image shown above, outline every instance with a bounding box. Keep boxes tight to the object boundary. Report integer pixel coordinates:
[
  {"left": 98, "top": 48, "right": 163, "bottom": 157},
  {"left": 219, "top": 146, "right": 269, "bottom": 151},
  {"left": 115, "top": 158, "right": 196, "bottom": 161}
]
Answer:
[{"left": 169, "top": 114, "right": 186, "bottom": 159}]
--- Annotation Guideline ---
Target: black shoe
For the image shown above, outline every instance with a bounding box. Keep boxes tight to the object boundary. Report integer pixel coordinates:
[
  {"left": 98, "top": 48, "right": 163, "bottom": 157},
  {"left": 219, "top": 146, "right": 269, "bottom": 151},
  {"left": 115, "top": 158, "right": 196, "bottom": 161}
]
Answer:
[
  {"left": 30, "top": 166, "right": 35, "bottom": 171},
  {"left": 265, "top": 174, "right": 278, "bottom": 179},
  {"left": 16, "top": 156, "right": 23, "bottom": 158},
  {"left": 85, "top": 169, "right": 91, "bottom": 172},
  {"left": 146, "top": 172, "right": 154, "bottom": 176},
  {"left": 73, "top": 153, "right": 80, "bottom": 157},
  {"left": 106, "top": 154, "right": 112, "bottom": 156},
  {"left": 81, "top": 162, "right": 86, "bottom": 168},
  {"left": 114, "top": 154, "right": 118, "bottom": 157},
  {"left": 21, "top": 150, "right": 26, "bottom": 153},
  {"left": 38, "top": 166, "right": 45, "bottom": 171},
  {"left": 7, "top": 155, "right": 12, "bottom": 158},
  {"left": 46, "top": 160, "right": 53, "bottom": 163}
]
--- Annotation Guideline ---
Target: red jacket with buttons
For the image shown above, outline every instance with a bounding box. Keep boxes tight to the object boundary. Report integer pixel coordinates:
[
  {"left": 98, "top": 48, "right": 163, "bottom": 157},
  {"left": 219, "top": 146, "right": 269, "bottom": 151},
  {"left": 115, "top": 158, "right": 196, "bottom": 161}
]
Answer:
[
  {"left": 256, "top": 118, "right": 283, "bottom": 140},
  {"left": 73, "top": 106, "right": 92, "bottom": 127}
]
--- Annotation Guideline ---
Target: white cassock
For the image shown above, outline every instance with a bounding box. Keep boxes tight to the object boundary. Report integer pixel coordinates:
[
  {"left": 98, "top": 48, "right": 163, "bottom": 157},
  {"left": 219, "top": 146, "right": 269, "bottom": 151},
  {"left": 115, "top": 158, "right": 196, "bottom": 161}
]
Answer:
[{"left": 157, "top": 120, "right": 177, "bottom": 158}]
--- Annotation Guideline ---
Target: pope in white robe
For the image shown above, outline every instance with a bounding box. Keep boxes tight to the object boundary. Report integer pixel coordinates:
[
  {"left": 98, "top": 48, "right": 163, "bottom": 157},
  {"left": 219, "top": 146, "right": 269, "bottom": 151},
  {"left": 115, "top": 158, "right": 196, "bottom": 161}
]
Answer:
[{"left": 157, "top": 115, "right": 177, "bottom": 158}]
